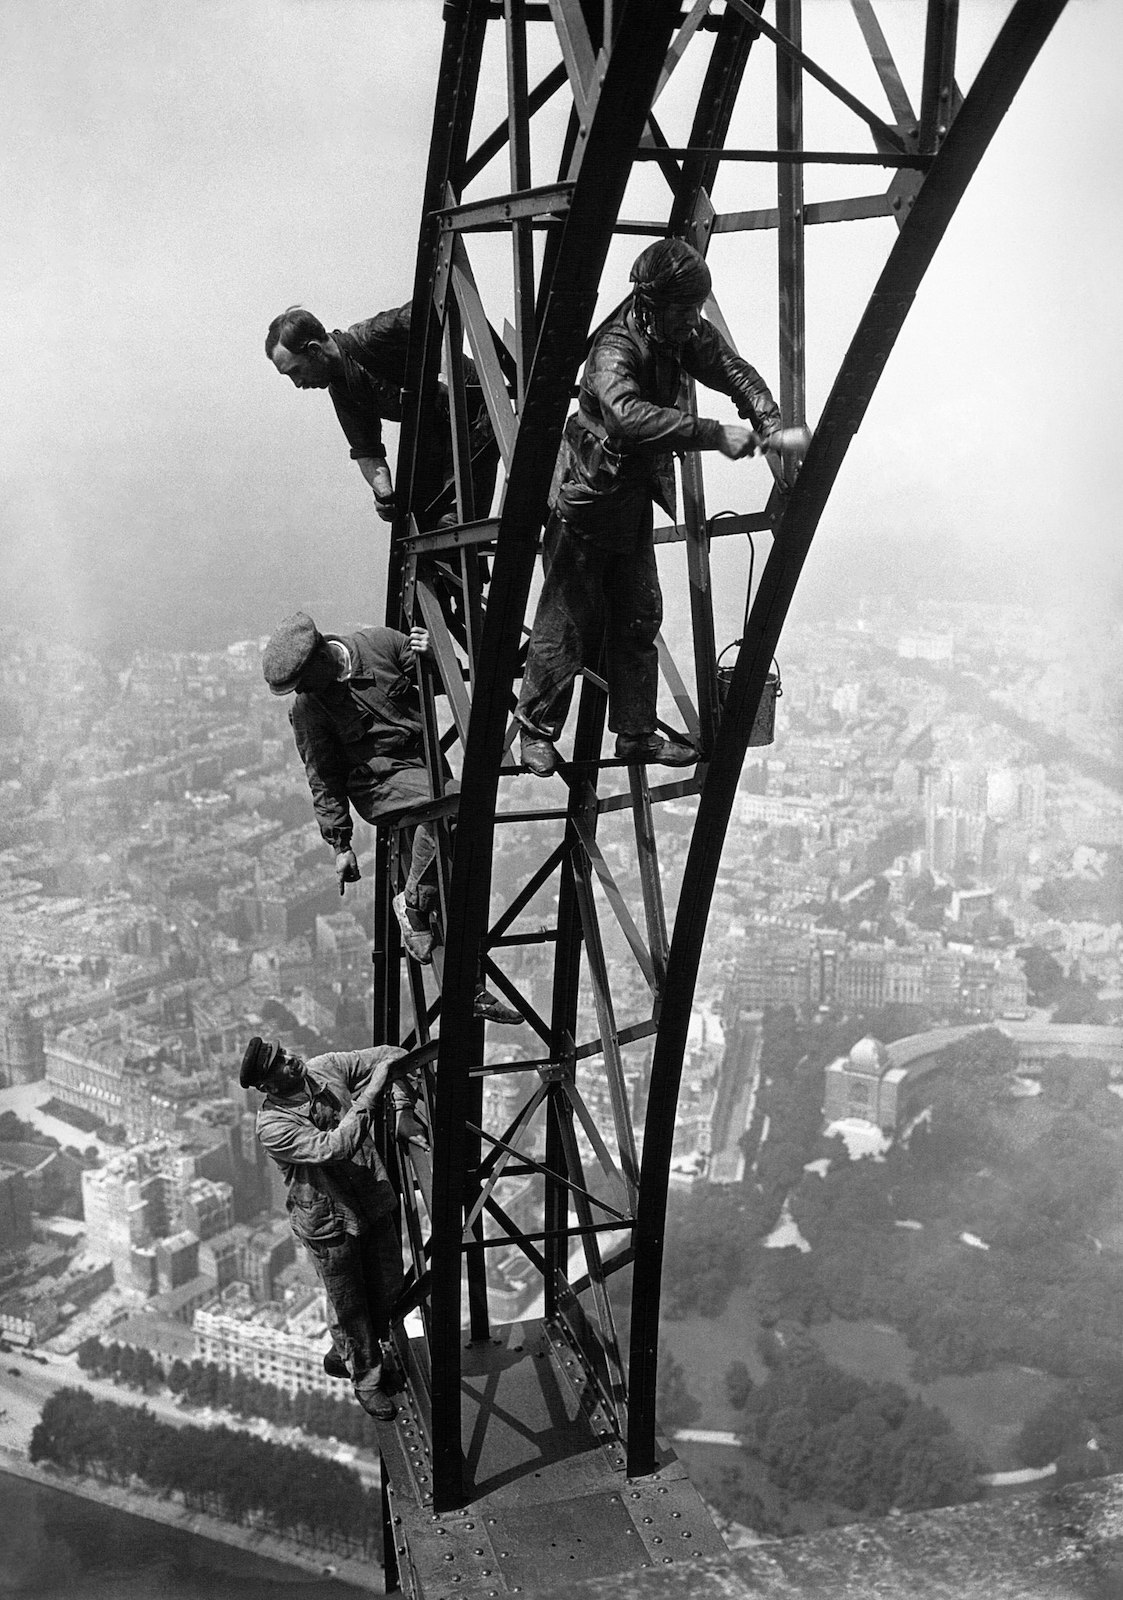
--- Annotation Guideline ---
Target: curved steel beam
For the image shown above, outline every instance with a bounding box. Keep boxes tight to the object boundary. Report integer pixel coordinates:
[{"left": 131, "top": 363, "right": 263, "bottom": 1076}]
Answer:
[{"left": 626, "top": 0, "right": 1070, "bottom": 1477}]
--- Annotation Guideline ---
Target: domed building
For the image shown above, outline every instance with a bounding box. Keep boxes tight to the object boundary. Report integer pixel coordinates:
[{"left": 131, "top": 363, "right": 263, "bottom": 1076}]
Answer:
[
  {"left": 824, "top": 1022, "right": 1123, "bottom": 1138},
  {"left": 822, "top": 1035, "right": 891, "bottom": 1128}
]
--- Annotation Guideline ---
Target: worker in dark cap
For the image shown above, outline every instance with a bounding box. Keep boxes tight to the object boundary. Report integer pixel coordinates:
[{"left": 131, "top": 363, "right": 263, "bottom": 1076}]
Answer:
[
  {"left": 266, "top": 304, "right": 497, "bottom": 530},
  {"left": 262, "top": 610, "right": 521, "bottom": 1023},
  {"left": 240, "top": 1034, "right": 407, "bottom": 1419},
  {"left": 515, "top": 237, "right": 785, "bottom": 777}
]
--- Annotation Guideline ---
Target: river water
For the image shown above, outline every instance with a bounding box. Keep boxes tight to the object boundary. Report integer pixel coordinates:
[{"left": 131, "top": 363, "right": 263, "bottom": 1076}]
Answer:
[{"left": 0, "top": 1473, "right": 371, "bottom": 1599}]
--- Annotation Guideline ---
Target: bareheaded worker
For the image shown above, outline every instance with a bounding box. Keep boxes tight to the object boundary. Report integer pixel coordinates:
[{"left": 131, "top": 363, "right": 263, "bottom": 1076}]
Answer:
[{"left": 265, "top": 303, "right": 496, "bottom": 530}]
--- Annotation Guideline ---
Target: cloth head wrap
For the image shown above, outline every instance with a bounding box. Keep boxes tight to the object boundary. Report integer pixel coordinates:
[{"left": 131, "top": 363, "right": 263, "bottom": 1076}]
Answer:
[{"left": 629, "top": 239, "right": 712, "bottom": 308}]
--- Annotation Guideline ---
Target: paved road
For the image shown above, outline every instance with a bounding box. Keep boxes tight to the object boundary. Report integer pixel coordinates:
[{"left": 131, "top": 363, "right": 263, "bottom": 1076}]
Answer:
[{"left": 709, "top": 1013, "right": 763, "bottom": 1183}]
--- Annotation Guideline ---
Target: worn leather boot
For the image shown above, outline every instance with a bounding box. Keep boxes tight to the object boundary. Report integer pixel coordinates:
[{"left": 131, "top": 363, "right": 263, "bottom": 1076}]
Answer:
[
  {"left": 356, "top": 1385, "right": 397, "bottom": 1421},
  {"left": 472, "top": 987, "right": 522, "bottom": 1024},
  {"left": 615, "top": 733, "right": 698, "bottom": 767},
  {"left": 393, "top": 891, "right": 434, "bottom": 962},
  {"left": 519, "top": 729, "right": 559, "bottom": 777},
  {"left": 323, "top": 1348, "right": 349, "bottom": 1380}
]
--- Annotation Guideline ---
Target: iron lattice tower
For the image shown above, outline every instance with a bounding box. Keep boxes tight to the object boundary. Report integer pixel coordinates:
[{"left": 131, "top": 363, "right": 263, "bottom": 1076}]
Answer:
[{"left": 366, "top": 2, "right": 1068, "bottom": 1592}]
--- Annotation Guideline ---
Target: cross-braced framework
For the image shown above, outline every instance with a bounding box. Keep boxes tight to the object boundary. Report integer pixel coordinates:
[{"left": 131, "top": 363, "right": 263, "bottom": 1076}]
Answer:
[{"left": 367, "top": 0, "right": 1068, "bottom": 1568}]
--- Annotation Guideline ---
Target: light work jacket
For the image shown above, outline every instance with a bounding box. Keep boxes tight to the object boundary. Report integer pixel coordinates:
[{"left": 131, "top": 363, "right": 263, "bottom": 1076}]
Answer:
[{"left": 255, "top": 1046, "right": 402, "bottom": 1245}]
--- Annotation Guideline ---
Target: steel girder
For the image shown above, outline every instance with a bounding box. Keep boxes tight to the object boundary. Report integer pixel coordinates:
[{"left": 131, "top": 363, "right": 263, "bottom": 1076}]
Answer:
[{"left": 372, "top": 0, "right": 1069, "bottom": 1551}]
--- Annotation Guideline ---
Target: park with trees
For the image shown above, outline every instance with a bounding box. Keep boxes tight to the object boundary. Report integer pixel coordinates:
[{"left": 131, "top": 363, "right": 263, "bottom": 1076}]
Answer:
[
  {"left": 30, "top": 1386, "right": 380, "bottom": 1559},
  {"left": 657, "top": 1007, "right": 1123, "bottom": 1530}
]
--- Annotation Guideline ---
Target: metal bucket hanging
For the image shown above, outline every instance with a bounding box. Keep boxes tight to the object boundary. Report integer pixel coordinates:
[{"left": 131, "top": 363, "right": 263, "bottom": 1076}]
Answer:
[{"left": 716, "top": 644, "right": 782, "bottom": 746}]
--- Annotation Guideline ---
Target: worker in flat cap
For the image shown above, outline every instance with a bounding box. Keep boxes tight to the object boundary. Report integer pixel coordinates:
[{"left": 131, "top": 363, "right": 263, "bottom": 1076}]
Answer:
[
  {"left": 241, "top": 1034, "right": 408, "bottom": 1419},
  {"left": 266, "top": 303, "right": 497, "bottom": 532},
  {"left": 262, "top": 610, "right": 520, "bottom": 1024},
  {"left": 515, "top": 237, "right": 786, "bottom": 777}
]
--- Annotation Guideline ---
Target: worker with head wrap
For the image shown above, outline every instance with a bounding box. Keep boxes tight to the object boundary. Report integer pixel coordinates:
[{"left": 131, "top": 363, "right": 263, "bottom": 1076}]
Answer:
[{"left": 515, "top": 238, "right": 783, "bottom": 777}]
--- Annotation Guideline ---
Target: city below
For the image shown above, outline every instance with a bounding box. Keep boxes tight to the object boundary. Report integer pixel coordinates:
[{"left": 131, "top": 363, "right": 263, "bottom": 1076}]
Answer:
[{"left": 0, "top": 589, "right": 1119, "bottom": 1566}]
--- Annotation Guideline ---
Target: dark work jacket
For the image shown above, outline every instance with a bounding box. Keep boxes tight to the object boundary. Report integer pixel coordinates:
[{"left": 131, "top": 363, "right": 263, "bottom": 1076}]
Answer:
[
  {"left": 255, "top": 1049, "right": 402, "bottom": 1245},
  {"left": 290, "top": 626, "right": 440, "bottom": 851},
  {"left": 554, "top": 302, "right": 780, "bottom": 531},
  {"left": 328, "top": 304, "right": 491, "bottom": 470}
]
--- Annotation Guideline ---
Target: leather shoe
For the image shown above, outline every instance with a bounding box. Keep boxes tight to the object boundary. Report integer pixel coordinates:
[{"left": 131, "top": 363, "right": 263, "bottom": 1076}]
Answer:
[
  {"left": 356, "top": 1386, "right": 397, "bottom": 1421},
  {"left": 323, "top": 1349, "right": 349, "bottom": 1380},
  {"left": 393, "top": 891, "right": 434, "bottom": 963},
  {"left": 473, "top": 987, "right": 522, "bottom": 1025},
  {"left": 615, "top": 733, "right": 697, "bottom": 767},
  {"left": 519, "top": 729, "right": 558, "bottom": 777}
]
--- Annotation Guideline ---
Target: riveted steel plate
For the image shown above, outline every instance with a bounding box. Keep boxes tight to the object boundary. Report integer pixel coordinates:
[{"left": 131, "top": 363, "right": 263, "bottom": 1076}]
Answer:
[{"left": 487, "top": 1487, "right": 642, "bottom": 1588}]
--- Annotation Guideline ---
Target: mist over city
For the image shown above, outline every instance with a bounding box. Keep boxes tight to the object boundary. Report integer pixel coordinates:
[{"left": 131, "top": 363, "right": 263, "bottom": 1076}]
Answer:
[
  {"left": 2, "top": 1, "right": 1121, "bottom": 1596},
  {"left": 3, "top": 2, "right": 1120, "bottom": 659}
]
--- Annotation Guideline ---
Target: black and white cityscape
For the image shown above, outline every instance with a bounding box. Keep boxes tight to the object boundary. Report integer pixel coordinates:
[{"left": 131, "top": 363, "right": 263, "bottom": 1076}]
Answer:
[
  {"left": 2, "top": 0, "right": 1121, "bottom": 1595},
  {"left": 1, "top": 583, "right": 1120, "bottom": 1583}
]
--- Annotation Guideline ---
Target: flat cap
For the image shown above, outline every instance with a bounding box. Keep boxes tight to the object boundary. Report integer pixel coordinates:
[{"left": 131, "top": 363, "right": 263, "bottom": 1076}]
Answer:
[
  {"left": 240, "top": 1035, "right": 282, "bottom": 1089},
  {"left": 262, "top": 611, "right": 321, "bottom": 695}
]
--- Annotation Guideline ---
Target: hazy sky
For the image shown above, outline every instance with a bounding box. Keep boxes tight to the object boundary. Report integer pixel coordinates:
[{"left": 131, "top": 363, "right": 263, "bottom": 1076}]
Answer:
[{"left": 2, "top": 0, "right": 1120, "bottom": 658}]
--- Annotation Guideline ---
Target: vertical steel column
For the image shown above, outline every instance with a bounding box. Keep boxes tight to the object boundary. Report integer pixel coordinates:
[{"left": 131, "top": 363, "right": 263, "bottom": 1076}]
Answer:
[
  {"left": 398, "top": 0, "right": 490, "bottom": 1515},
  {"left": 505, "top": 0, "right": 536, "bottom": 405},
  {"left": 678, "top": 445, "right": 719, "bottom": 754},
  {"left": 543, "top": 671, "right": 608, "bottom": 1313},
  {"left": 628, "top": 768, "right": 670, "bottom": 999},
  {"left": 444, "top": 300, "right": 477, "bottom": 525},
  {"left": 671, "top": 5, "right": 760, "bottom": 753},
  {"left": 392, "top": 1, "right": 487, "bottom": 615},
  {"left": 381, "top": 1465, "right": 399, "bottom": 1595},
  {"left": 464, "top": 1073, "right": 491, "bottom": 1342},
  {"left": 776, "top": 0, "right": 806, "bottom": 428},
  {"left": 920, "top": 0, "right": 960, "bottom": 155},
  {"left": 371, "top": 831, "right": 396, "bottom": 1045}
]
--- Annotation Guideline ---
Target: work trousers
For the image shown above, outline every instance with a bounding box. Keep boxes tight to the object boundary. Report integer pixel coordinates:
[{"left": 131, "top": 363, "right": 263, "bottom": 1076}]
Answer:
[
  {"left": 516, "top": 503, "right": 662, "bottom": 742},
  {"left": 400, "top": 821, "right": 438, "bottom": 904},
  {"left": 306, "top": 1212, "right": 404, "bottom": 1399}
]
